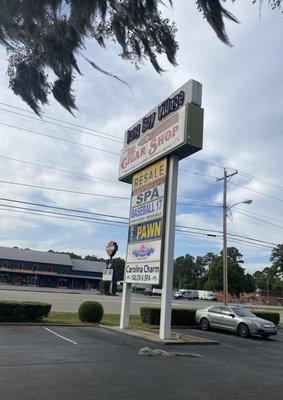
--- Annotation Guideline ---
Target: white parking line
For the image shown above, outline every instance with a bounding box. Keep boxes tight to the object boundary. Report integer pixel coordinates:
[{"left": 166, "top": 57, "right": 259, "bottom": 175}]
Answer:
[
  {"left": 188, "top": 329, "right": 266, "bottom": 343},
  {"left": 43, "top": 327, "right": 78, "bottom": 345}
]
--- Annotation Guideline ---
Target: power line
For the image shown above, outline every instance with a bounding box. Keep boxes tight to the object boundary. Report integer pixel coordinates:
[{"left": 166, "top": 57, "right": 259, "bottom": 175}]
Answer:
[
  {"left": 233, "top": 210, "right": 283, "bottom": 229},
  {"left": 179, "top": 168, "right": 218, "bottom": 179},
  {"left": 0, "top": 203, "right": 128, "bottom": 226},
  {"left": 237, "top": 171, "right": 283, "bottom": 191},
  {"left": 0, "top": 198, "right": 277, "bottom": 248},
  {"left": 0, "top": 207, "right": 128, "bottom": 228},
  {"left": 0, "top": 102, "right": 122, "bottom": 141},
  {"left": 0, "top": 177, "right": 221, "bottom": 208},
  {"left": 0, "top": 178, "right": 130, "bottom": 199},
  {"left": 0, "top": 154, "right": 125, "bottom": 185},
  {"left": 0, "top": 122, "right": 120, "bottom": 156},
  {"left": 0, "top": 107, "right": 124, "bottom": 143},
  {"left": 1, "top": 102, "right": 281, "bottom": 191},
  {"left": 234, "top": 207, "right": 283, "bottom": 224},
  {"left": 0, "top": 197, "right": 128, "bottom": 220},
  {"left": 230, "top": 182, "right": 283, "bottom": 202}
]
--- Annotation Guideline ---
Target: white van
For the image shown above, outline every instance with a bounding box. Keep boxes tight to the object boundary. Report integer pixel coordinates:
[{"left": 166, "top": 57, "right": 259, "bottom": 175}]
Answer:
[
  {"left": 173, "top": 289, "right": 199, "bottom": 300},
  {"left": 198, "top": 290, "right": 217, "bottom": 301}
]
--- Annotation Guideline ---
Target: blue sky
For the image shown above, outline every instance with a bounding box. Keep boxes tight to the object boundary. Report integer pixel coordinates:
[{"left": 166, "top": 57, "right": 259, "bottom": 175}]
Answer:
[{"left": 0, "top": 1, "right": 282, "bottom": 274}]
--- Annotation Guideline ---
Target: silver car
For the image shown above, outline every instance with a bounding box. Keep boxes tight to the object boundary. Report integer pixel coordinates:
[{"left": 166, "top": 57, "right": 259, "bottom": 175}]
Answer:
[{"left": 195, "top": 305, "right": 277, "bottom": 338}]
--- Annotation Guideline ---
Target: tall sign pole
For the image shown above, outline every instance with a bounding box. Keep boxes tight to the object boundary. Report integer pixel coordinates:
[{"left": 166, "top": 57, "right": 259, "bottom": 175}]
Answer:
[
  {"left": 160, "top": 155, "right": 178, "bottom": 339},
  {"left": 217, "top": 169, "right": 238, "bottom": 305},
  {"left": 118, "top": 80, "right": 204, "bottom": 339}
]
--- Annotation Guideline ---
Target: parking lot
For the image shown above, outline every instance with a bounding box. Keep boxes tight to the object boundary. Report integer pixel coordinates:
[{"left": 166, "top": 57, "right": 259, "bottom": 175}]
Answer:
[{"left": 0, "top": 324, "right": 282, "bottom": 400}]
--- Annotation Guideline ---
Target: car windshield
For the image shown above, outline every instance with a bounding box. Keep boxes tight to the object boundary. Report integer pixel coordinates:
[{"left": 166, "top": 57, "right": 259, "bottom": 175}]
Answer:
[{"left": 230, "top": 307, "right": 255, "bottom": 317}]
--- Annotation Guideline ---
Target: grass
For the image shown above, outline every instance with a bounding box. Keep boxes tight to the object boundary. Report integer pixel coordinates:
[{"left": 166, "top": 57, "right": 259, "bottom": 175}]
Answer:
[{"left": 44, "top": 312, "right": 159, "bottom": 333}]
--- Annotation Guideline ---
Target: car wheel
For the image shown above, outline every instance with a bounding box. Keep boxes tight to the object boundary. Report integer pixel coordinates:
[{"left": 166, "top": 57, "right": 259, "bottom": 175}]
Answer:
[
  {"left": 261, "top": 334, "right": 270, "bottom": 339},
  {"left": 179, "top": 296, "right": 183, "bottom": 300},
  {"left": 238, "top": 323, "right": 250, "bottom": 338},
  {"left": 200, "top": 317, "right": 210, "bottom": 331},
  {"left": 192, "top": 297, "right": 196, "bottom": 301}
]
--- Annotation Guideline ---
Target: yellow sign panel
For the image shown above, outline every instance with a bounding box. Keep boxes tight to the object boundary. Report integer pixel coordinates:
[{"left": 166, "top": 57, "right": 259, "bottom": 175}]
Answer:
[{"left": 132, "top": 158, "right": 167, "bottom": 191}]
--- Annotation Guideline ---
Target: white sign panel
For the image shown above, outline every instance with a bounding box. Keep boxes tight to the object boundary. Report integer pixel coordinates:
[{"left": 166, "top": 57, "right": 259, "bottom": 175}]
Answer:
[
  {"left": 102, "top": 269, "right": 113, "bottom": 282},
  {"left": 126, "top": 240, "right": 162, "bottom": 263},
  {"left": 124, "top": 262, "right": 160, "bottom": 284},
  {"left": 119, "top": 107, "right": 186, "bottom": 181}
]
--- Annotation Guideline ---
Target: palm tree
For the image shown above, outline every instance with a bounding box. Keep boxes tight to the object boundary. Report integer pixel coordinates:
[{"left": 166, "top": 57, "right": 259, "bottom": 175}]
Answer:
[{"left": 0, "top": 0, "right": 281, "bottom": 114}]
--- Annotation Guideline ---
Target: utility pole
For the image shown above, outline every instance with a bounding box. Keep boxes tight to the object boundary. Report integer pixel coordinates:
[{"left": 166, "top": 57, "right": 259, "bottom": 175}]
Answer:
[{"left": 217, "top": 169, "right": 238, "bottom": 306}]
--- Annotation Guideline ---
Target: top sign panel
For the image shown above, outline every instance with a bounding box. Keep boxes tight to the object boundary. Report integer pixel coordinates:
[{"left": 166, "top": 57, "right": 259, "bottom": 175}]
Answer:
[
  {"left": 123, "top": 80, "right": 202, "bottom": 147},
  {"left": 118, "top": 80, "right": 203, "bottom": 183}
]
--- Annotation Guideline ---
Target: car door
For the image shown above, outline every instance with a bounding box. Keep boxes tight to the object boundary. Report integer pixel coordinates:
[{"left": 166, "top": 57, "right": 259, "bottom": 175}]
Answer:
[
  {"left": 207, "top": 307, "right": 224, "bottom": 328},
  {"left": 221, "top": 307, "right": 238, "bottom": 331}
]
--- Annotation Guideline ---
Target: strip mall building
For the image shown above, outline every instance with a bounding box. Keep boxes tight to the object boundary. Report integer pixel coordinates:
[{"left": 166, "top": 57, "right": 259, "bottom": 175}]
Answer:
[{"left": 0, "top": 246, "right": 105, "bottom": 290}]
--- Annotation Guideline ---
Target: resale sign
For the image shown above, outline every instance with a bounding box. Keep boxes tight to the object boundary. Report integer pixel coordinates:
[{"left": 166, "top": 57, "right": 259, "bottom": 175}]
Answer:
[{"left": 124, "top": 158, "right": 167, "bottom": 284}]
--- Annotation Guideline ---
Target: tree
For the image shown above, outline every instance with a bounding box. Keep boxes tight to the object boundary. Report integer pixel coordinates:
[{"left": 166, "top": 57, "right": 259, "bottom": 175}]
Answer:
[
  {"left": 173, "top": 254, "right": 205, "bottom": 289},
  {"left": 270, "top": 244, "right": 283, "bottom": 276},
  {"left": 204, "top": 247, "right": 251, "bottom": 296},
  {"left": 0, "top": 1, "right": 281, "bottom": 114}
]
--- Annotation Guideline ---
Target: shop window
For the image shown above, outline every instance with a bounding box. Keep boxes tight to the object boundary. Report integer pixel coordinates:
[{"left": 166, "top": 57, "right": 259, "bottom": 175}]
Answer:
[
  {"left": 62, "top": 268, "right": 67, "bottom": 274},
  {"left": 48, "top": 266, "right": 53, "bottom": 272},
  {"left": 3, "top": 261, "right": 9, "bottom": 269},
  {"left": 33, "top": 265, "right": 37, "bottom": 271},
  {"left": 18, "top": 263, "right": 23, "bottom": 270}
]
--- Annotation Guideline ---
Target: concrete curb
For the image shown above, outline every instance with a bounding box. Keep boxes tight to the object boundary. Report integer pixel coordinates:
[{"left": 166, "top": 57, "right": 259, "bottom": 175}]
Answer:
[
  {"left": 0, "top": 322, "right": 97, "bottom": 327},
  {"left": 99, "top": 325, "right": 219, "bottom": 345}
]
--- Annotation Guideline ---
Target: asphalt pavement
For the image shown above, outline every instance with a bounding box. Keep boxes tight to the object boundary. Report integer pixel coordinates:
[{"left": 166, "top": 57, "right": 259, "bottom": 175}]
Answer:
[{"left": 0, "top": 325, "right": 282, "bottom": 400}]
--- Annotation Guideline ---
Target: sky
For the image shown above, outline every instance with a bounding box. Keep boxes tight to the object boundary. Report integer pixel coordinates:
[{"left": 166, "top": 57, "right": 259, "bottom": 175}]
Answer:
[{"left": 0, "top": 1, "right": 282, "bottom": 274}]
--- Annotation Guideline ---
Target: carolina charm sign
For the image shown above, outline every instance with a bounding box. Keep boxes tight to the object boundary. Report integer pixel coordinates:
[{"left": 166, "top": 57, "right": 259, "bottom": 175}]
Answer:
[{"left": 124, "top": 158, "right": 167, "bottom": 284}]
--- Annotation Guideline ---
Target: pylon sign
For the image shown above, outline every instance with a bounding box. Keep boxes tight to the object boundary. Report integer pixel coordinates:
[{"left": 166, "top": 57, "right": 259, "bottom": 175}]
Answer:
[
  {"left": 119, "top": 79, "right": 204, "bottom": 339},
  {"left": 125, "top": 158, "right": 167, "bottom": 284}
]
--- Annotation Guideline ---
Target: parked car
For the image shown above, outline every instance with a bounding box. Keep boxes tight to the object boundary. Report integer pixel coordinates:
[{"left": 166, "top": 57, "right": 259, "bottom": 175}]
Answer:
[
  {"left": 173, "top": 289, "right": 198, "bottom": 300},
  {"left": 195, "top": 305, "right": 277, "bottom": 338}
]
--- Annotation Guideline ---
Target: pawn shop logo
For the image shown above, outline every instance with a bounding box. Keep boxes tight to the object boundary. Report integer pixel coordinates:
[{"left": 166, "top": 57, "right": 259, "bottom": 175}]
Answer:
[{"left": 132, "top": 244, "right": 155, "bottom": 259}]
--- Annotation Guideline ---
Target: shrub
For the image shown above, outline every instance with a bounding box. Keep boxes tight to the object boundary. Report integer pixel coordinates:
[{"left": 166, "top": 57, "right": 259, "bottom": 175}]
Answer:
[
  {"left": 0, "top": 301, "right": 51, "bottom": 322},
  {"left": 171, "top": 309, "right": 197, "bottom": 326},
  {"left": 140, "top": 307, "right": 161, "bottom": 325},
  {"left": 252, "top": 311, "right": 280, "bottom": 326},
  {"left": 140, "top": 307, "right": 197, "bottom": 326},
  {"left": 78, "top": 301, "right": 104, "bottom": 323}
]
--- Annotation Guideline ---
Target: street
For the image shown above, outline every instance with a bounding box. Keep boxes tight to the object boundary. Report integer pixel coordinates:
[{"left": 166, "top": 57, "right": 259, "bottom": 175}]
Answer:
[
  {"left": 0, "top": 286, "right": 282, "bottom": 321},
  {"left": 0, "top": 325, "right": 282, "bottom": 400}
]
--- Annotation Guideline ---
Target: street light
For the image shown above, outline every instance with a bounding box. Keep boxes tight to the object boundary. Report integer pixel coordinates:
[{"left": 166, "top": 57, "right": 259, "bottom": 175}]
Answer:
[{"left": 223, "top": 197, "right": 252, "bottom": 305}]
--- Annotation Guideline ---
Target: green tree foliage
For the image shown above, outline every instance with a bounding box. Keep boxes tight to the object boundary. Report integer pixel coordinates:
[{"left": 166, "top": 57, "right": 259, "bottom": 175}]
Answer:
[
  {"left": 174, "top": 247, "right": 256, "bottom": 296},
  {"left": 270, "top": 243, "right": 283, "bottom": 276},
  {"left": 0, "top": 1, "right": 281, "bottom": 114},
  {"left": 253, "top": 245, "right": 283, "bottom": 293},
  {"left": 173, "top": 254, "right": 205, "bottom": 289}
]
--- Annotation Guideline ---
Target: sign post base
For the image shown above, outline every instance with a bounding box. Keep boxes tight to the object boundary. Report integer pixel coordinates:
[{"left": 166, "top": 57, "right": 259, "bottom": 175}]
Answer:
[
  {"left": 160, "top": 155, "right": 179, "bottom": 340},
  {"left": 120, "top": 282, "right": 131, "bottom": 329}
]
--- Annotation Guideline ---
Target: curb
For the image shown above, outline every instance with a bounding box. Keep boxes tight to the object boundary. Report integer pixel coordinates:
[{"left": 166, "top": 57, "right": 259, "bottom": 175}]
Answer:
[
  {"left": 0, "top": 322, "right": 97, "bottom": 327},
  {"left": 99, "top": 325, "right": 219, "bottom": 346}
]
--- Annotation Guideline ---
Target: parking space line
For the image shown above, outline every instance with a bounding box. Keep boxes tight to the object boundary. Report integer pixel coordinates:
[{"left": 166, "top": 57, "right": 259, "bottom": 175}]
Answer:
[
  {"left": 43, "top": 327, "right": 78, "bottom": 345},
  {"left": 187, "top": 329, "right": 267, "bottom": 344}
]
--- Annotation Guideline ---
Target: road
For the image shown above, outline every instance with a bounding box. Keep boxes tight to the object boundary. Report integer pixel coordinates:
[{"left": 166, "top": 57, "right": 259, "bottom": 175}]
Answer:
[
  {"left": 1, "top": 286, "right": 283, "bottom": 320},
  {"left": 0, "top": 325, "right": 282, "bottom": 400}
]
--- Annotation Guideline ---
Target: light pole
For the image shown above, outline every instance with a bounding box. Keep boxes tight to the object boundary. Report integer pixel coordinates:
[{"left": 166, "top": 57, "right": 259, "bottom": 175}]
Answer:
[{"left": 217, "top": 169, "right": 252, "bottom": 305}]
